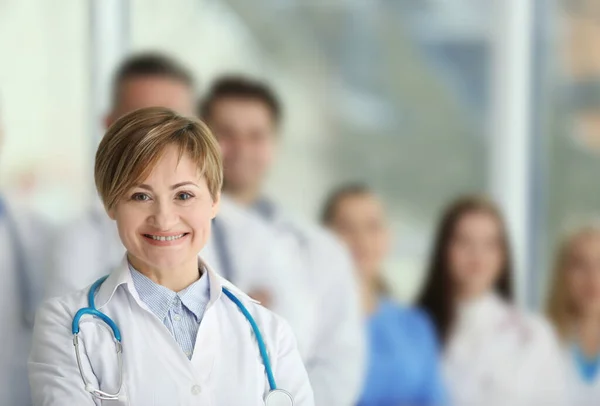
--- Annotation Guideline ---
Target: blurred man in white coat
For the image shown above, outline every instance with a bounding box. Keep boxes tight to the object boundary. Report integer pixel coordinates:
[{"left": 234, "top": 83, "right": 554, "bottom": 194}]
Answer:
[
  {"left": 46, "top": 54, "right": 312, "bottom": 346},
  {"left": 0, "top": 105, "right": 51, "bottom": 405},
  {"left": 199, "top": 76, "right": 366, "bottom": 406}
]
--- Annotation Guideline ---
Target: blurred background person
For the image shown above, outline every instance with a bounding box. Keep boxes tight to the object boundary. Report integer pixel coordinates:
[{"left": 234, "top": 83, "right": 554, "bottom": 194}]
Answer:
[
  {"left": 322, "top": 183, "right": 446, "bottom": 406},
  {"left": 547, "top": 224, "right": 600, "bottom": 405},
  {"left": 0, "top": 104, "right": 51, "bottom": 405},
  {"left": 417, "top": 196, "right": 566, "bottom": 406},
  {"left": 200, "top": 76, "right": 365, "bottom": 406},
  {"left": 46, "top": 53, "right": 312, "bottom": 348},
  {"left": 45, "top": 52, "right": 196, "bottom": 297}
]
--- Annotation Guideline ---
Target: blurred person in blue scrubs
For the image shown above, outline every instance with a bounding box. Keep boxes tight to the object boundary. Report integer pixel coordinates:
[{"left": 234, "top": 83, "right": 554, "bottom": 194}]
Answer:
[
  {"left": 0, "top": 102, "right": 51, "bottom": 405},
  {"left": 418, "top": 196, "right": 566, "bottom": 406},
  {"left": 547, "top": 224, "right": 600, "bottom": 405},
  {"left": 199, "top": 77, "right": 365, "bottom": 406},
  {"left": 46, "top": 54, "right": 311, "bottom": 343},
  {"left": 322, "top": 184, "right": 446, "bottom": 406}
]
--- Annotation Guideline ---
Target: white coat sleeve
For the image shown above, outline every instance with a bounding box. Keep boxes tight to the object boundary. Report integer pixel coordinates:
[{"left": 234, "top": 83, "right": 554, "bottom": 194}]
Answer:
[
  {"left": 235, "top": 234, "right": 315, "bottom": 358},
  {"left": 29, "top": 299, "right": 99, "bottom": 406},
  {"left": 258, "top": 240, "right": 315, "bottom": 356},
  {"left": 14, "top": 209, "right": 54, "bottom": 324},
  {"left": 532, "top": 319, "right": 568, "bottom": 406},
  {"left": 275, "top": 317, "right": 315, "bottom": 406},
  {"left": 306, "top": 240, "right": 366, "bottom": 406}
]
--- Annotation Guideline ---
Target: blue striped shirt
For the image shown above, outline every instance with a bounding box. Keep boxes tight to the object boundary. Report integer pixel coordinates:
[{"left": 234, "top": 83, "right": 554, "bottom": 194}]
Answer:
[{"left": 129, "top": 265, "right": 211, "bottom": 359}]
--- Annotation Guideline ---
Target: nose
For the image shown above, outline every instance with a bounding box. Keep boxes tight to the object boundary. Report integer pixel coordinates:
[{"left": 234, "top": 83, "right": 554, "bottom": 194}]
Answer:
[{"left": 149, "top": 200, "right": 179, "bottom": 230}]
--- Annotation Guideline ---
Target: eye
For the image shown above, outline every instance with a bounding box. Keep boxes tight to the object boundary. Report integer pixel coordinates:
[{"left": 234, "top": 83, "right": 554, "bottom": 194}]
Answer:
[
  {"left": 131, "top": 193, "right": 151, "bottom": 202},
  {"left": 176, "top": 191, "right": 194, "bottom": 201}
]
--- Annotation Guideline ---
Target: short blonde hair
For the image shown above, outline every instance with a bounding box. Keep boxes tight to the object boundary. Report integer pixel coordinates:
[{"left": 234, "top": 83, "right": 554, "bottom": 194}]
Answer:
[
  {"left": 546, "top": 223, "right": 600, "bottom": 340},
  {"left": 95, "top": 107, "right": 222, "bottom": 211}
]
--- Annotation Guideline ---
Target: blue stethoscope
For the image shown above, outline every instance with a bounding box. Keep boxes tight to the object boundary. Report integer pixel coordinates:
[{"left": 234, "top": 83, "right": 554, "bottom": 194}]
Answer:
[{"left": 72, "top": 276, "right": 294, "bottom": 405}]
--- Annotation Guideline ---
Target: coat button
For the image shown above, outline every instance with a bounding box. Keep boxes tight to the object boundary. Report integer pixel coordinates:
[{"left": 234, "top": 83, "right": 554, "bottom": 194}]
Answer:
[{"left": 191, "top": 385, "right": 202, "bottom": 395}]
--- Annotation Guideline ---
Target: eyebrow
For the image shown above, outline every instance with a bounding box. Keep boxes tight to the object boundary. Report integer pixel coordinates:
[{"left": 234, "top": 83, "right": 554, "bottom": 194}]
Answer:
[{"left": 137, "top": 181, "right": 199, "bottom": 191}]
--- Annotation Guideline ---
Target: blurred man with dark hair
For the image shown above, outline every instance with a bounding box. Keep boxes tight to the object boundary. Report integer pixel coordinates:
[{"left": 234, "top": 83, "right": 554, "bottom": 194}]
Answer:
[
  {"left": 47, "top": 52, "right": 198, "bottom": 297},
  {"left": 47, "top": 55, "right": 311, "bottom": 352},
  {"left": 200, "top": 76, "right": 365, "bottom": 406},
  {"left": 106, "top": 52, "right": 195, "bottom": 124},
  {"left": 0, "top": 101, "right": 51, "bottom": 405}
]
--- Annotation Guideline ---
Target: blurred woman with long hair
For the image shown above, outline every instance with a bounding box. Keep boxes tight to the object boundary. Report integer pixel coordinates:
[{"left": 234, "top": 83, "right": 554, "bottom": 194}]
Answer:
[
  {"left": 322, "top": 184, "right": 446, "bottom": 406},
  {"left": 547, "top": 224, "right": 600, "bottom": 405},
  {"left": 417, "top": 195, "right": 566, "bottom": 406}
]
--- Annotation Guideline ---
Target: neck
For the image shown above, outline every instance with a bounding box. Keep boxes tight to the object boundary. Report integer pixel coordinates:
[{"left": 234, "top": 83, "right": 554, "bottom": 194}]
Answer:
[
  {"left": 456, "top": 286, "right": 490, "bottom": 304},
  {"left": 224, "top": 183, "right": 261, "bottom": 207},
  {"left": 127, "top": 253, "right": 200, "bottom": 292},
  {"left": 576, "top": 313, "right": 600, "bottom": 357},
  {"left": 361, "top": 278, "right": 380, "bottom": 316}
]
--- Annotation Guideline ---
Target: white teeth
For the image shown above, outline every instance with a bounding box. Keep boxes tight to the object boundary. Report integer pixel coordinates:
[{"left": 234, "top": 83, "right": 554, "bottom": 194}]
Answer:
[{"left": 147, "top": 234, "right": 185, "bottom": 241}]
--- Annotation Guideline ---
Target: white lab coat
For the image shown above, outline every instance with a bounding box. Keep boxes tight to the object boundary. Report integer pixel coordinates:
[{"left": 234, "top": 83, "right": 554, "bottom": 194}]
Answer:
[
  {"left": 254, "top": 202, "right": 365, "bottom": 406},
  {"left": 46, "top": 197, "right": 312, "bottom": 354},
  {"left": 443, "top": 293, "right": 567, "bottom": 406},
  {"left": 561, "top": 344, "right": 600, "bottom": 405},
  {"left": 29, "top": 256, "right": 315, "bottom": 406},
  {"left": 0, "top": 196, "right": 51, "bottom": 406}
]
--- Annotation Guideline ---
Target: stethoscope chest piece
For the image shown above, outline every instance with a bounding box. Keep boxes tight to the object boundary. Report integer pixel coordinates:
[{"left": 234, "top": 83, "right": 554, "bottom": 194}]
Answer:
[{"left": 265, "top": 389, "right": 294, "bottom": 406}]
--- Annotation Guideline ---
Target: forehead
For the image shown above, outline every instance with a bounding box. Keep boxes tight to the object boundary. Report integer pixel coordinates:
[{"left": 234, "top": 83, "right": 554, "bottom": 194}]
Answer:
[
  {"left": 455, "top": 211, "right": 499, "bottom": 233},
  {"left": 117, "top": 76, "right": 195, "bottom": 116},
  {"left": 139, "top": 145, "right": 202, "bottom": 183},
  {"left": 210, "top": 97, "right": 275, "bottom": 127},
  {"left": 572, "top": 232, "right": 600, "bottom": 252},
  {"left": 338, "top": 194, "right": 381, "bottom": 215}
]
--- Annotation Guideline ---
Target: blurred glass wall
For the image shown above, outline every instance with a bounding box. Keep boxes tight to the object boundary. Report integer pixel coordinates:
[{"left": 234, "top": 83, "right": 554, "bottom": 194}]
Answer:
[
  {"left": 2, "top": 0, "right": 599, "bottom": 305},
  {"left": 0, "top": 0, "right": 89, "bottom": 222}
]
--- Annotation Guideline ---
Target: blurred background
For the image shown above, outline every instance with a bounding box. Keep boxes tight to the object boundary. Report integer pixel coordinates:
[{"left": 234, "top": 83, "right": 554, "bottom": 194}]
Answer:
[{"left": 0, "top": 0, "right": 598, "bottom": 308}]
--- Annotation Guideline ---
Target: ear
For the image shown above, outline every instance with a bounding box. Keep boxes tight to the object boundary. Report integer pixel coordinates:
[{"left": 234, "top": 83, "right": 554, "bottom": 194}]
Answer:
[
  {"left": 210, "top": 192, "right": 221, "bottom": 219},
  {"left": 104, "top": 113, "right": 115, "bottom": 129},
  {"left": 107, "top": 206, "right": 116, "bottom": 220}
]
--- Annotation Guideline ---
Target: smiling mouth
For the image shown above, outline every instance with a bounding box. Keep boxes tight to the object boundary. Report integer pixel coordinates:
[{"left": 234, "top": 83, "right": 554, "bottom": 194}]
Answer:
[{"left": 143, "top": 233, "right": 189, "bottom": 242}]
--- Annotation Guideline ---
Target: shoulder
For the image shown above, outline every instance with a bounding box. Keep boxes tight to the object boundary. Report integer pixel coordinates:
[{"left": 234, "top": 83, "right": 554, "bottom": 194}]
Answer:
[
  {"left": 280, "top": 211, "right": 350, "bottom": 259},
  {"left": 521, "top": 311, "right": 561, "bottom": 344},
  {"left": 217, "top": 197, "right": 277, "bottom": 239},
  {"left": 34, "top": 286, "right": 90, "bottom": 330},
  {"left": 383, "top": 300, "right": 437, "bottom": 335},
  {"left": 499, "top": 302, "right": 560, "bottom": 346}
]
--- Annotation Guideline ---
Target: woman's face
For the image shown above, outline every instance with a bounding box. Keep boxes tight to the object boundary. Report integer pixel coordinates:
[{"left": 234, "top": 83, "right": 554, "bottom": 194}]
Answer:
[
  {"left": 448, "top": 211, "right": 505, "bottom": 300},
  {"left": 329, "top": 193, "right": 390, "bottom": 282},
  {"left": 565, "top": 232, "right": 600, "bottom": 317},
  {"left": 109, "top": 144, "right": 219, "bottom": 273}
]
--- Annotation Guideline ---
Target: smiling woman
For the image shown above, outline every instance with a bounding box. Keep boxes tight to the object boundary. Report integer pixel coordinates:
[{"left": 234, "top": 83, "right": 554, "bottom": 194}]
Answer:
[
  {"left": 28, "top": 107, "right": 314, "bottom": 406},
  {"left": 95, "top": 107, "right": 222, "bottom": 291}
]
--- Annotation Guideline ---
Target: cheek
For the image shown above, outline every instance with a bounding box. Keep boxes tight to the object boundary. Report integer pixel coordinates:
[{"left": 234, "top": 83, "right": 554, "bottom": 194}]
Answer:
[
  {"left": 186, "top": 205, "right": 215, "bottom": 235},
  {"left": 114, "top": 207, "right": 144, "bottom": 237},
  {"left": 250, "top": 141, "right": 274, "bottom": 166},
  {"left": 567, "top": 273, "right": 585, "bottom": 298},
  {"left": 448, "top": 246, "right": 467, "bottom": 277}
]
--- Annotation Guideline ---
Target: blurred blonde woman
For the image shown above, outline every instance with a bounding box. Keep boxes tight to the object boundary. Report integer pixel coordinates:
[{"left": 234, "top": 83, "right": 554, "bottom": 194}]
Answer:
[{"left": 547, "top": 224, "right": 600, "bottom": 405}]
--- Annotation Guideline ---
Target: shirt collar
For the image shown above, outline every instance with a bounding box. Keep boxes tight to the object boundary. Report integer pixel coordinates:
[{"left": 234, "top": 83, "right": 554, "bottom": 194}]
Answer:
[
  {"left": 178, "top": 273, "right": 210, "bottom": 320},
  {"left": 128, "top": 263, "right": 211, "bottom": 322},
  {"left": 252, "top": 197, "right": 276, "bottom": 220},
  {"left": 129, "top": 265, "right": 175, "bottom": 321},
  {"left": 95, "top": 254, "right": 259, "bottom": 310}
]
